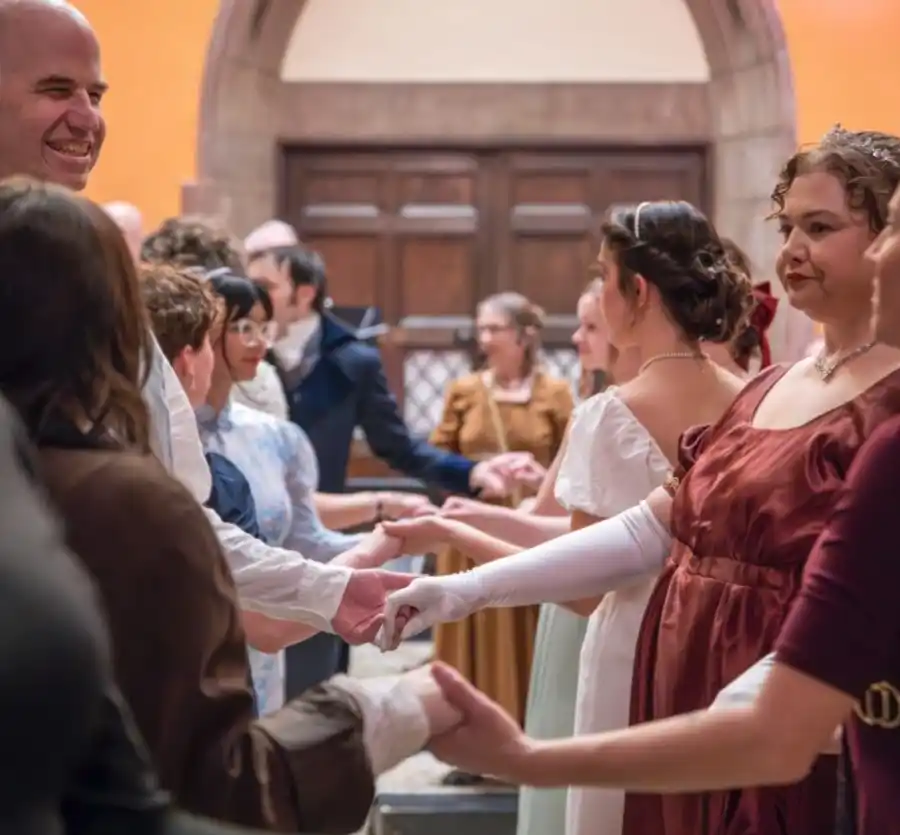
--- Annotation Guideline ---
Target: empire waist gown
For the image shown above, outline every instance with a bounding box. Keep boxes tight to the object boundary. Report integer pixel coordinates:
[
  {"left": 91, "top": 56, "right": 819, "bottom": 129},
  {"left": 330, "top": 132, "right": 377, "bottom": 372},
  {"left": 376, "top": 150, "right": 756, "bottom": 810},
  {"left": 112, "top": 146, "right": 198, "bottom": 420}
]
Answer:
[{"left": 623, "top": 364, "right": 900, "bottom": 835}]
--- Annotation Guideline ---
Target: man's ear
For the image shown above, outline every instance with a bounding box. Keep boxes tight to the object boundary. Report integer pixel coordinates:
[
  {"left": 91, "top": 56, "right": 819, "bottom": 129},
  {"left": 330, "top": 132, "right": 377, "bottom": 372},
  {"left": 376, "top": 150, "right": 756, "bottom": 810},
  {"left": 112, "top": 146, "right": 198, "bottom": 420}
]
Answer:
[{"left": 171, "top": 346, "right": 194, "bottom": 387}]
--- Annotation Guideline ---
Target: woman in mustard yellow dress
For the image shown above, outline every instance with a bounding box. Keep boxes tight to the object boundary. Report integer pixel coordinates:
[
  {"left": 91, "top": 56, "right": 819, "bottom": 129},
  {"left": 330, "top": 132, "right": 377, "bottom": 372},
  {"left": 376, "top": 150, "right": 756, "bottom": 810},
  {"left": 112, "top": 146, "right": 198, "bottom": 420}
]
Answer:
[{"left": 429, "top": 292, "right": 573, "bottom": 782}]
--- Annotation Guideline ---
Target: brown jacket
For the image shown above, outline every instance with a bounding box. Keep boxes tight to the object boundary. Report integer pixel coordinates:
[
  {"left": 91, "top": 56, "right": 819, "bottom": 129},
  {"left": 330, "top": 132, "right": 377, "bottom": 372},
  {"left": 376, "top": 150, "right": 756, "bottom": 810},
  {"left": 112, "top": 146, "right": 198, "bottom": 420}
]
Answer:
[{"left": 39, "top": 437, "right": 374, "bottom": 833}]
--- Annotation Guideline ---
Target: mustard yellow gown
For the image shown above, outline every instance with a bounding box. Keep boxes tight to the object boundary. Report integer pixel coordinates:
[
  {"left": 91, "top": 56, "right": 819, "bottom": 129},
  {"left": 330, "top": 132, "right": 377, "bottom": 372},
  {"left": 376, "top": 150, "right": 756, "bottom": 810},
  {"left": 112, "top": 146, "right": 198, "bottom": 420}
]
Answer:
[{"left": 430, "top": 371, "right": 573, "bottom": 725}]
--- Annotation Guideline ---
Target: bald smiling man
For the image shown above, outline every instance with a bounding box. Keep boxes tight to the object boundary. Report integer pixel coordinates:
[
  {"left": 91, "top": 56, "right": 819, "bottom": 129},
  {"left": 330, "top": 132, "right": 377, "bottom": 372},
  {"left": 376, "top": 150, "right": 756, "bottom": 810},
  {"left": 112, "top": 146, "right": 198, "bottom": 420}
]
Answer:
[{"left": 0, "top": 0, "right": 418, "bottom": 643}]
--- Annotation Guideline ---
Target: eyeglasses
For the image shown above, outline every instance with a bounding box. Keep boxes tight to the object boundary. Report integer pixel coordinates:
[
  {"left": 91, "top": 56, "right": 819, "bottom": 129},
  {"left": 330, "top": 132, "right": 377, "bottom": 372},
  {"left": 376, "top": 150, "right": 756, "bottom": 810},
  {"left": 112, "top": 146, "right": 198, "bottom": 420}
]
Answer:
[
  {"left": 228, "top": 318, "right": 278, "bottom": 346},
  {"left": 475, "top": 324, "right": 514, "bottom": 335}
]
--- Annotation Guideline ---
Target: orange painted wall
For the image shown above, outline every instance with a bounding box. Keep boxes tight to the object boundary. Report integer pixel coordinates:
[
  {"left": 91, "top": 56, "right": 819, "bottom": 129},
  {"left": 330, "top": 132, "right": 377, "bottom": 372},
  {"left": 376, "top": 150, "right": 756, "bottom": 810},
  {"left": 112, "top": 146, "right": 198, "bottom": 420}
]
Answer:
[
  {"left": 73, "top": 0, "right": 900, "bottom": 229},
  {"left": 74, "top": 0, "right": 220, "bottom": 228},
  {"left": 778, "top": 0, "right": 900, "bottom": 144}
]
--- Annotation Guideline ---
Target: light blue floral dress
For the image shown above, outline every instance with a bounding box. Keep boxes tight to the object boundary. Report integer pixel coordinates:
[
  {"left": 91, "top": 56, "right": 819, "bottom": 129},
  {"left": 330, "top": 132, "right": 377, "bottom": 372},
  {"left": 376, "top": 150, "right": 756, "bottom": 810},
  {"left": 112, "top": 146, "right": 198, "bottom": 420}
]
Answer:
[{"left": 197, "top": 400, "right": 362, "bottom": 715}]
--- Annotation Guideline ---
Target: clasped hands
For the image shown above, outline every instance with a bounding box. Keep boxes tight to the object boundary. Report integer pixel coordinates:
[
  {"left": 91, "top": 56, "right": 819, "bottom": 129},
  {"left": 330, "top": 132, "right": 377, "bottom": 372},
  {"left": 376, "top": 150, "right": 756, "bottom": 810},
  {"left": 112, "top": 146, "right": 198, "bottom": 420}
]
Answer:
[
  {"left": 469, "top": 450, "right": 546, "bottom": 498},
  {"left": 413, "top": 662, "right": 536, "bottom": 784},
  {"left": 332, "top": 452, "right": 543, "bottom": 647}
]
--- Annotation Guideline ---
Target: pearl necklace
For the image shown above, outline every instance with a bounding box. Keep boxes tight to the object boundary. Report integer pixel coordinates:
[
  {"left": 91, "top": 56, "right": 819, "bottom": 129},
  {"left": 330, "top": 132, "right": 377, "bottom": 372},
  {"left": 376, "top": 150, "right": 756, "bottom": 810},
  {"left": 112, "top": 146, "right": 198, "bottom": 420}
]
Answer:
[
  {"left": 638, "top": 351, "right": 709, "bottom": 376},
  {"left": 813, "top": 340, "right": 877, "bottom": 381}
]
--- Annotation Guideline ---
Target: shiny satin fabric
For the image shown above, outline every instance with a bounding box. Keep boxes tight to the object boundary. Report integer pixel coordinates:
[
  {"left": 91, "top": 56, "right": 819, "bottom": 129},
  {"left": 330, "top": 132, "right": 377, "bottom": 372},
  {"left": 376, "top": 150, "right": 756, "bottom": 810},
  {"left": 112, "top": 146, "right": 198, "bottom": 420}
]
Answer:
[{"left": 624, "top": 365, "right": 900, "bottom": 835}]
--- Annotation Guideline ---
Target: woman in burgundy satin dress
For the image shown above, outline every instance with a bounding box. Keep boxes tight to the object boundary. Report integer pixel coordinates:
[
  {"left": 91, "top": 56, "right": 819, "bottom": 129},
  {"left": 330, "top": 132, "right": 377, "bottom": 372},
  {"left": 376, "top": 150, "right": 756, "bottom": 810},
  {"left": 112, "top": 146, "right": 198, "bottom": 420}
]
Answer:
[
  {"left": 377, "top": 128, "right": 900, "bottom": 835},
  {"left": 622, "top": 129, "right": 900, "bottom": 835}
]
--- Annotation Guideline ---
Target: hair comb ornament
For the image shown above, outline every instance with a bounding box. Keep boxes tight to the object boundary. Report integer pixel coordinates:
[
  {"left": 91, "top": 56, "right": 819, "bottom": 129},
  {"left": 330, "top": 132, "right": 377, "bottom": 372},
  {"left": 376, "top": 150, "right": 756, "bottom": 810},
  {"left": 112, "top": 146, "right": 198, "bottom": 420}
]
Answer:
[
  {"left": 633, "top": 201, "right": 650, "bottom": 240},
  {"left": 820, "top": 124, "right": 895, "bottom": 165}
]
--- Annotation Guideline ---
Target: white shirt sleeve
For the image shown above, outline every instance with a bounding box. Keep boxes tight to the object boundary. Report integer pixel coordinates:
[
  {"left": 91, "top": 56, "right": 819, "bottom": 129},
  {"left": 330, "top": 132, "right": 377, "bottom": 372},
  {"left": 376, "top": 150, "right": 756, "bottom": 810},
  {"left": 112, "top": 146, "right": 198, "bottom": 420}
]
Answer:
[
  {"left": 147, "top": 340, "right": 352, "bottom": 630},
  {"left": 160, "top": 356, "right": 213, "bottom": 504},
  {"left": 208, "top": 507, "right": 351, "bottom": 631}
]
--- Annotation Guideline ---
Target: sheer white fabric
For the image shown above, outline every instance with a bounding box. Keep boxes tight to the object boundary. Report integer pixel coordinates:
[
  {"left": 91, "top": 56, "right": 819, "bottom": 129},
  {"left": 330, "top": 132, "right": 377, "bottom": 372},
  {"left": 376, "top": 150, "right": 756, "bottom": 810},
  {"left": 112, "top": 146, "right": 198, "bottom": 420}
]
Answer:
[{"left": 556, "top": 391, "right": 671, "bottom": 835}]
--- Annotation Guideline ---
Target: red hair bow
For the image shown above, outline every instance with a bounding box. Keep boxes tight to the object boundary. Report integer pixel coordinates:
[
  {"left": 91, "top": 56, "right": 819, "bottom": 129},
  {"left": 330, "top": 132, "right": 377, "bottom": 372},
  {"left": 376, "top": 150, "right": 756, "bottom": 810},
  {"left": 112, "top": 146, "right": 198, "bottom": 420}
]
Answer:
[{"left": 749, "top": 282, "right": 779, "bottom": 367}]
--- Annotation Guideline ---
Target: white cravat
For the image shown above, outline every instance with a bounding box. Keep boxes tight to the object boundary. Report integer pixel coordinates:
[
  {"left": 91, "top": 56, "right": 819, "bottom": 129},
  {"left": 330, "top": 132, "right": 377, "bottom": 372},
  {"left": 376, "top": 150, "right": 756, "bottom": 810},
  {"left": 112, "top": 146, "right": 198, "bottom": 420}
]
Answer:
[{"left": 272, "top": 314, "right": 321, "bottom": 372}]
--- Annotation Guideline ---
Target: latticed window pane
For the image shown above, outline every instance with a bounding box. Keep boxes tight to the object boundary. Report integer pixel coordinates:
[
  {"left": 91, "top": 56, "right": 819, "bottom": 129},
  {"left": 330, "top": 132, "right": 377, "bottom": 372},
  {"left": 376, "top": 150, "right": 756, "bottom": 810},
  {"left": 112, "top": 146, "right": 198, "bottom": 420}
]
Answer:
[
  {"left": 543, "top": 348, "right": 580, "bottom": 396},
  {"left": 403, "top": 349, "right": 472, "bottom": 435}
]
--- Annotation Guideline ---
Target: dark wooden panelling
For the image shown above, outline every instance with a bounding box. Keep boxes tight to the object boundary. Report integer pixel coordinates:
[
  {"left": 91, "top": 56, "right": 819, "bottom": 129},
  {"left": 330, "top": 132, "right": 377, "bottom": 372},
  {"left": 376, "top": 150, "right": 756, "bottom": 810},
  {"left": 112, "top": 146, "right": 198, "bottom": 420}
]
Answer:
[{"left": 281, "top": 144, "right": 708, "bottom": 476}]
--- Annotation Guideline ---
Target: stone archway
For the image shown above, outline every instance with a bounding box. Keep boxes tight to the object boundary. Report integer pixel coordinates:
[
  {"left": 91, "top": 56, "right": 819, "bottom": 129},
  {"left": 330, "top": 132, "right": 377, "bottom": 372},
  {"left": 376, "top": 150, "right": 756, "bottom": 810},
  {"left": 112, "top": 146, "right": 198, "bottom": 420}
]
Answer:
[{"left": 188, "top": 0, "right": 802, "bottom": 356}]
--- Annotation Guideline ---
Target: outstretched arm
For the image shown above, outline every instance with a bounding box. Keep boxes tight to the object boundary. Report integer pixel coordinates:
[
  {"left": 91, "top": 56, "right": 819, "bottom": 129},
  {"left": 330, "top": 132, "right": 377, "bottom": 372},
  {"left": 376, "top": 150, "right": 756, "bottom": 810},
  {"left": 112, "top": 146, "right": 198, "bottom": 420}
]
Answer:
[
  {"left": 438, "top": 498, "right": 571, "bottom": 548},
  {"left": 381, "top": 488, "right": 673, "bottom": 645}
]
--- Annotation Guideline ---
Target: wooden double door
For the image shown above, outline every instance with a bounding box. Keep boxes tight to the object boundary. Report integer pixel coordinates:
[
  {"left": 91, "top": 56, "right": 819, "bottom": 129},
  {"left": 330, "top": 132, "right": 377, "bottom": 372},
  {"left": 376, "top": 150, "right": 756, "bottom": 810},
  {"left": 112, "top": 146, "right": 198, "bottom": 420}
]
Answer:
[
  {"left": 278, "top": 145, "right": 708, "bottom": 478},
  {"left": 279, "top": 145, "right": 708, "bottom": 326}
]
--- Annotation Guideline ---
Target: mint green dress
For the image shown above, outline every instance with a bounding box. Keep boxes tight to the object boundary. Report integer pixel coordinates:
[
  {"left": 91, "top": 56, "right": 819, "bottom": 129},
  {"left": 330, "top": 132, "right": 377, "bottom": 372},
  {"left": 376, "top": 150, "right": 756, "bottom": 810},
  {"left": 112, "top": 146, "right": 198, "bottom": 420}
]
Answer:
[{"left": 517, "top": 603, "right": 587, "bottom": 835}]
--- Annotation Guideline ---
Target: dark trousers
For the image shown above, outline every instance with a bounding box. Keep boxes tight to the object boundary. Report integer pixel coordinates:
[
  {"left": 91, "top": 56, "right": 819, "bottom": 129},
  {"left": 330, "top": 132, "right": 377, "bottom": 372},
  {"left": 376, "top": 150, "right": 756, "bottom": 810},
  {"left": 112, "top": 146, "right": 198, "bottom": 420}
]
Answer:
[{"left": 284, "top": 631, "right": 343, "bottom": 699}]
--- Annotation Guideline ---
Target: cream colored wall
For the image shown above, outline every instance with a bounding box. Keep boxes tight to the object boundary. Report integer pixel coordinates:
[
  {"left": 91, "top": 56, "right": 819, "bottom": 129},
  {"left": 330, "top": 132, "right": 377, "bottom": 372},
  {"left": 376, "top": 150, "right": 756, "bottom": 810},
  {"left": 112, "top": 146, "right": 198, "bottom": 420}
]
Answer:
[{"left": 281, "top": 0, "right": 710, "bottom": 82}]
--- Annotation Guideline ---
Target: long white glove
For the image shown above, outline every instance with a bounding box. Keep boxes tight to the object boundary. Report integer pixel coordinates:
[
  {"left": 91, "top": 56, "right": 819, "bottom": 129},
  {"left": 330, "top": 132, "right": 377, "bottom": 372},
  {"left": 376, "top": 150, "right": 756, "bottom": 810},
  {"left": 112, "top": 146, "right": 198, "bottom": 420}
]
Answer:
[{"left": 379, "top": 500, "right": 670, "bottom": 649}]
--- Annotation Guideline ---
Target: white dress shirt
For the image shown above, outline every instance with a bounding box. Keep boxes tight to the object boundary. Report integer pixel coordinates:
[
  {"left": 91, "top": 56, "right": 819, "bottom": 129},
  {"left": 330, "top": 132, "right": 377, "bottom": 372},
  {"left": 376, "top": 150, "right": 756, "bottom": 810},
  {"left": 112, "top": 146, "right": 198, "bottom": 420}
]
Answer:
[{"left": 142, "top": 336, "right": 350, "bottom": 631}]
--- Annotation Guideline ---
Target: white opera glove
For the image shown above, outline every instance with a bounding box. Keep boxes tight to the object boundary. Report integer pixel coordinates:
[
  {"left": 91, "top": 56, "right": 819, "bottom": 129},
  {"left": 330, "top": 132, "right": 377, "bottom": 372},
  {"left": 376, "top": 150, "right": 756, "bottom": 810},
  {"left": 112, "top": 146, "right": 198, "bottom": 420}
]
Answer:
[{"left": 379, "top": 500, "right": 670, "bottom": 649}]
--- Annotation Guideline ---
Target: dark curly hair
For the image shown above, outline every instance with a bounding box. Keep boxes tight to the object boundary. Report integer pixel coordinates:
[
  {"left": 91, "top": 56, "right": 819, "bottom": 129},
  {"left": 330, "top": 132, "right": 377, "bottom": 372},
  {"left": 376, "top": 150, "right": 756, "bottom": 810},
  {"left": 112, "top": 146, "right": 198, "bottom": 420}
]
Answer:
[
  {"left": 600, "top": 201, "right": 752, "bottom": 343},
  {"left": 771, "top": 127, "right": 900, "bottom": 233},
  {"left": 141, "top": 215, "right": 244, "bottom": 273}
]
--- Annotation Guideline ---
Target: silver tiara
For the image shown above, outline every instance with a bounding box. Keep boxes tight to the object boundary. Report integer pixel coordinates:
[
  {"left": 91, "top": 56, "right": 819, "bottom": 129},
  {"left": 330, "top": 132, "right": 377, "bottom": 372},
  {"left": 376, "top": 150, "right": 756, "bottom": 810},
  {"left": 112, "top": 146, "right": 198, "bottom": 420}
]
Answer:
[{"left": 820, "top": 124, "right": 895, "bottom": 165}]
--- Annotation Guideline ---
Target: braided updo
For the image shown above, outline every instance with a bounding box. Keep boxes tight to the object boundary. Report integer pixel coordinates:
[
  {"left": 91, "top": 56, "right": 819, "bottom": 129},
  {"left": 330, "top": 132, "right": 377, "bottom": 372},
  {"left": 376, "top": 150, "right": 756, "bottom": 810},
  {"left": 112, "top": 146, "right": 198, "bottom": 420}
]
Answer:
[{"left": 600, "top": 201, "right": 752, "bottom": 343}]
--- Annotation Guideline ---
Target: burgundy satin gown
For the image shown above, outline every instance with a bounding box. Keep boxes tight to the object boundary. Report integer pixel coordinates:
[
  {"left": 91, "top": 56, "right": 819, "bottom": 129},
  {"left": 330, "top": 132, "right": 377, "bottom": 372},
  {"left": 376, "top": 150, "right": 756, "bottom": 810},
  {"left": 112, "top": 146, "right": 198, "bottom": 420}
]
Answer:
[{"left": 623, "top": 365, "right": 900, "bottom": 835}]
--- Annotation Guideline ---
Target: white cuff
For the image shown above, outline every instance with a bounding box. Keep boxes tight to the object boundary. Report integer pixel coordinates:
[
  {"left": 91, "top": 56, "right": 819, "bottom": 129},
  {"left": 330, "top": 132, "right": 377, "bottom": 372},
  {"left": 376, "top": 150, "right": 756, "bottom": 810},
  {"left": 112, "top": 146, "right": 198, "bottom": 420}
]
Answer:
[{"left": 330, "top": 674, "right": 430, "bottom": 775}]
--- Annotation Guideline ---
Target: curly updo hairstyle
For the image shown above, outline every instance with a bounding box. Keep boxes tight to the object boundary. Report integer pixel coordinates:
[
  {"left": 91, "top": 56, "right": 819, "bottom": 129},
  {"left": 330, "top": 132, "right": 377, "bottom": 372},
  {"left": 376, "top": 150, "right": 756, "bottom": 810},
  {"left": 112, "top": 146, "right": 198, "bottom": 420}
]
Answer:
[
  {"left": 721, "top": 238, "right": 759, "bottom": 363},
  {"left": 600, "top": 201, "right": 752, "bottom": 343},
  {"left": 771, "top": 126, "right": 900, "bottom": 234}
]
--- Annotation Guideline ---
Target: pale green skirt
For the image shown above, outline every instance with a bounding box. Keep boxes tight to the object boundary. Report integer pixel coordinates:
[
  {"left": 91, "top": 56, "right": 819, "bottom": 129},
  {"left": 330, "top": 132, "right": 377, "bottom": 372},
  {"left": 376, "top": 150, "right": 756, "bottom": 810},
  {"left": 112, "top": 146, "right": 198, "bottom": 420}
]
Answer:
[{"left": 517, "top": 604, "right": 588, "bottom": 835}]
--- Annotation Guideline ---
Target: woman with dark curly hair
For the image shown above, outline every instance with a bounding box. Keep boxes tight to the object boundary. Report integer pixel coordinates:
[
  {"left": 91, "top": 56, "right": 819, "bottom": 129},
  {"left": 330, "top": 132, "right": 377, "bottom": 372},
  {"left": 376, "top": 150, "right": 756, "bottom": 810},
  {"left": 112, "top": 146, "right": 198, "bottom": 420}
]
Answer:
[{"left": 382, "top": 127, "right": 900, "bottom": 835}]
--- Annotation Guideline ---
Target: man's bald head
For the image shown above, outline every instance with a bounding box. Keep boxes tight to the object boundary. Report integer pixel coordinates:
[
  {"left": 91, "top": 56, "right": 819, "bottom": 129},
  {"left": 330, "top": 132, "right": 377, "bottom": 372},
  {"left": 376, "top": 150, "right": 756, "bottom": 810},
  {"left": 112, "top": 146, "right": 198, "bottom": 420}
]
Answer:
[
  {"left": 0, "top": 0, "right": 106, "bottom": 190},
  {"left": 244, "top": 220, "right": 299, "bottom": 256},
  {"left": 103, "top": 202, "right": 144, "bottom": 262}
]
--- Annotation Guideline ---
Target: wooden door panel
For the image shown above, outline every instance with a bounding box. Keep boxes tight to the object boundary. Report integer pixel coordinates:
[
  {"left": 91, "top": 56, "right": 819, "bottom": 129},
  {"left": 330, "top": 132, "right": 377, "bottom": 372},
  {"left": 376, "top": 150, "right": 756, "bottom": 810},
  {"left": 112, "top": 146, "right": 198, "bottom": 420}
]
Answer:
[
  {"left": 399, "top": 237, "right": 476, "bottom": 316},
  {"left": 302, "top": 171, "right": 383, "bottom": 206},
  {"left": 512, "top": 172, "right": 592, "bottom": 205},
  {"left": 497, "top": 156, "right": 597, "bottom": 311},
  {"left": 598, "top": 152, "right": 707, "bottom": 213},
  {"left": 397, "top": 171, "right": 477, "bottom": 206},
  {"left": 393, "top": 160, "right": 484, "bottom": 322},
  {"left": 510, "top": 236, "right": 595, "bottom": 314},
  {"left": 302, "top": 235, "right": 381, "bottom": 309}
]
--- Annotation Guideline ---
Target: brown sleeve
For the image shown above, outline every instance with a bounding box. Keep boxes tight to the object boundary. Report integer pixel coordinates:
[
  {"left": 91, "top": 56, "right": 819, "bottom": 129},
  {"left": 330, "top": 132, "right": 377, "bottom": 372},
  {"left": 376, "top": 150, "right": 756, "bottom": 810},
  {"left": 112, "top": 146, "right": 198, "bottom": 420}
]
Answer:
[
  {"left": 92, "top": 463, "right": 374, "bottom": 832},
  {"left": 428, "top": 379, "right": 467, "bottom": 451},
  {"left": 549, "top": 380, "right": 575, "bottom": 454}
]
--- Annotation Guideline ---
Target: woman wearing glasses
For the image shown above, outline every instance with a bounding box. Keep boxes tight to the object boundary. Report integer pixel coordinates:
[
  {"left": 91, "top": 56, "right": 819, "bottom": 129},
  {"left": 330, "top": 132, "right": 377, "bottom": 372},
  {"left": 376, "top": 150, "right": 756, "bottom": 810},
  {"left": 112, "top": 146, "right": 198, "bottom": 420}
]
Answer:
[{"left": 196, "top": 272, "right": 366, "bottom": 715}]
